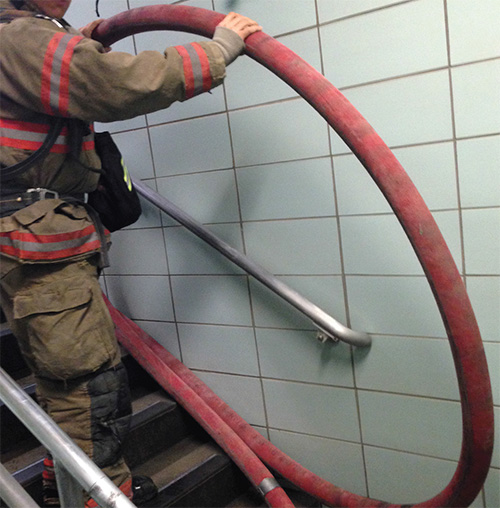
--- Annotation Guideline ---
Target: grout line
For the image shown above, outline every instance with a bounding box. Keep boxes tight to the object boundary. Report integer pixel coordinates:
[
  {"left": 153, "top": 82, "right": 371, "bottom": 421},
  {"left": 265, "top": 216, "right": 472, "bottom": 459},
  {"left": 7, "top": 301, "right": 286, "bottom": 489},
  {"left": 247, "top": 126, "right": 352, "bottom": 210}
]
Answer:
[
  {"left": 443, "top": 0, "right": 467, "bottom": 282},
  {"left": 314, "top": 0, "right": 371, "bottom": 494},
  {"left": 264, "top": 425, "right": 464, "bottom": 462}
]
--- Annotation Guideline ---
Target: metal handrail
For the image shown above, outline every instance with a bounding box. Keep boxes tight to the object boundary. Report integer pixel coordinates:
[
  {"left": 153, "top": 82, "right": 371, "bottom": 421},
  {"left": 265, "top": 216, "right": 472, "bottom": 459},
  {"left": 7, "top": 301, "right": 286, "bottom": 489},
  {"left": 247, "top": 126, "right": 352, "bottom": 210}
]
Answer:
[
  {"left": 0, "top": 367, "right": 136, "bottom": 508},
  {"left": 133, "top": 178, "right": 372, "bottom": 348},
  {"left": 0, "top": 462, "right": 39, "bottom": 508}
]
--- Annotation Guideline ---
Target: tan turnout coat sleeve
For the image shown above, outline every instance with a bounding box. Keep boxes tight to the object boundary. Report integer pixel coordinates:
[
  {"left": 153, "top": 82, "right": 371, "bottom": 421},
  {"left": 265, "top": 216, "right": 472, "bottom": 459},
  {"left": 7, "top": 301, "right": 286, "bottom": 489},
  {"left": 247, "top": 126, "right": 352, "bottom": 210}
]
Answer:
[{"left": 0, "top": 3, "right": 227, "bottom": 265}]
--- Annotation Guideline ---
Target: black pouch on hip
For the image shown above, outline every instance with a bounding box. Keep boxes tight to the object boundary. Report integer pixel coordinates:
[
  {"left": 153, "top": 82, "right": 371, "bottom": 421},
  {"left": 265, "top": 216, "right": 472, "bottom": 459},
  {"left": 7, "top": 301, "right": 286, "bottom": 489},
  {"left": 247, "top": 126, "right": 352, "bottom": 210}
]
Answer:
[{"left": 87, "top": 131, "right": 142, "bottom": 232}]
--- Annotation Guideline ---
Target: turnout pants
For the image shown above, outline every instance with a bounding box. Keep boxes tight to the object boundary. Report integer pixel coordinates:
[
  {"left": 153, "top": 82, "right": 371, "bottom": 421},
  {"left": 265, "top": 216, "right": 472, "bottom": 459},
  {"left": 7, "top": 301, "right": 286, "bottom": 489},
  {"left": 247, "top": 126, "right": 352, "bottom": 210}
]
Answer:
[{"left": 0, "top": 254, "right": 132, "bottom": 503}]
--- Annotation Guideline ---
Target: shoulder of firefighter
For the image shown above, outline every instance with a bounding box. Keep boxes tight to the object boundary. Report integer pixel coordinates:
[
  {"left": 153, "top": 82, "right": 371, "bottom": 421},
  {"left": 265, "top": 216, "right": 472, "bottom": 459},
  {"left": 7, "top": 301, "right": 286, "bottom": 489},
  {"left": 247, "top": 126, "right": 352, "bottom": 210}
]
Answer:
[{"left": 0, "top": 1, "right": 227, "bottom": 266}]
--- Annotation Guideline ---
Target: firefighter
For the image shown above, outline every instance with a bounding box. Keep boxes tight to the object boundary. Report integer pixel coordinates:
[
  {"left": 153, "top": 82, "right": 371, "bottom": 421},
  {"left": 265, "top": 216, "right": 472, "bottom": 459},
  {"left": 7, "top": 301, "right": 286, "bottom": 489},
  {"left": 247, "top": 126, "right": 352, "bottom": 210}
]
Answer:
[{"left": 0, "top": 0, "right": 261, "bottom": 505}]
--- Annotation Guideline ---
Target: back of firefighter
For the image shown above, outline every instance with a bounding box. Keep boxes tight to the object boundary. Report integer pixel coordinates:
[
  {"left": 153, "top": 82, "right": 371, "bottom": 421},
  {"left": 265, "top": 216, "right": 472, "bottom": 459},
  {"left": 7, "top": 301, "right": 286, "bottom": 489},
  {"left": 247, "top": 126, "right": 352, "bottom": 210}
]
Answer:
[{"left": 0, "top": 0, "right": 261, "bottom": 505}]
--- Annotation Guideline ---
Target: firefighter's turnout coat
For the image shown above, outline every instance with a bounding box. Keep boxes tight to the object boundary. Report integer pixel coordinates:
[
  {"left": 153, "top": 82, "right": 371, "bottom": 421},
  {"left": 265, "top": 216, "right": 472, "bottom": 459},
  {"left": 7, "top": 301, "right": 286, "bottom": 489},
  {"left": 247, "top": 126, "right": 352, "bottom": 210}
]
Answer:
[
  {"left": 0, "top": 2, "right": 230, "bottom": 497},
  {"left": 0, "top": 0, "right": 226, "bottom": 264}
]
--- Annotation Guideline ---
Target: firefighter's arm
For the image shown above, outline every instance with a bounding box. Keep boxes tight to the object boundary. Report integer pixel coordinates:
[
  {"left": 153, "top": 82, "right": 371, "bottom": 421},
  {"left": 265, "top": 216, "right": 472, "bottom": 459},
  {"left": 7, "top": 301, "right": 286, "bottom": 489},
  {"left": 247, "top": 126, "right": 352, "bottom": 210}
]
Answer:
[{"left": 68, "top": 12, "right": 261, "bottom": 122}]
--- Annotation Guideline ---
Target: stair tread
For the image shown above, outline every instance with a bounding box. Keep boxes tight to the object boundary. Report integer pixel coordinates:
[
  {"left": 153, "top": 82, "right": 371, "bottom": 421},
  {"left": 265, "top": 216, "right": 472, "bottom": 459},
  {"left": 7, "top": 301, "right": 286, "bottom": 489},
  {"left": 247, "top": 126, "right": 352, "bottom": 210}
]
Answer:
[
  {"left": 131, "top": 389, "right": 176, "bottom": 414},
  {"left": 3, "top": 445, "right": 44, "bottom": 476},
  {"left": 133, "top": 436, "right": 222, "bottom": 487},
  {"left": 0, "top": 327, "right": 319, "bottom": 508}
]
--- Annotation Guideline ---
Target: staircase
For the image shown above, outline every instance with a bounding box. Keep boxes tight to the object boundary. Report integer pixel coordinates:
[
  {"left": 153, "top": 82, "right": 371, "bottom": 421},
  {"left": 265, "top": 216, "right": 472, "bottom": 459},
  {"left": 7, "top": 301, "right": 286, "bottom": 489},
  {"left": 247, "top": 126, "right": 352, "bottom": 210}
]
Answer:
[{"left": 0, "top": 321, "right": 320, "bottom": 508}]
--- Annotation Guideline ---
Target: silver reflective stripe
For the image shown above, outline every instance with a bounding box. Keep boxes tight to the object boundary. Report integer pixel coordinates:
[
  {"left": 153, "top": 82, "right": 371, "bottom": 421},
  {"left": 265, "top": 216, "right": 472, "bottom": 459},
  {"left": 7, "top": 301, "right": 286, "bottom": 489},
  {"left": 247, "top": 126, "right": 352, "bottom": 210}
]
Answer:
[
  {"left": 183, "top": 44, "right": 205, "bottom": 96},
  {"left": 0, "top": 231, "right": 100, "bottom": 255},
  {"left": 49, "top": 34, "right": 75, "bottom": 113},
  {"left": 0, "top": 127, "right": 66, "bottom": 146}
]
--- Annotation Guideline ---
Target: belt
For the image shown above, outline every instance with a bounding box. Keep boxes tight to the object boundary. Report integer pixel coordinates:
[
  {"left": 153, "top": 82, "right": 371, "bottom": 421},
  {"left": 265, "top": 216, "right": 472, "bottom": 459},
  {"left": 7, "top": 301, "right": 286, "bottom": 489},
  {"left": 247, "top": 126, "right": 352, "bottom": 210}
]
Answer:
[
  {"left": 0, "top": 187, "right": 84, "bottom": 215},
  {"left": 0, "top": 187, "right": 109, "bottom": 269}
]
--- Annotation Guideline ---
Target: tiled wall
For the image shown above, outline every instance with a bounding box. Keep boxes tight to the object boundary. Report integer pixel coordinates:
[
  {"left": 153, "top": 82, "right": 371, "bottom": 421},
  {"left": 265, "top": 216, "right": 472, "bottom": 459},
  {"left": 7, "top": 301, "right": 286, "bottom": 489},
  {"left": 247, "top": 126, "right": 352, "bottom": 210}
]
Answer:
[{"left": 68, "top": 0, "right": 499, "bottom": 505}]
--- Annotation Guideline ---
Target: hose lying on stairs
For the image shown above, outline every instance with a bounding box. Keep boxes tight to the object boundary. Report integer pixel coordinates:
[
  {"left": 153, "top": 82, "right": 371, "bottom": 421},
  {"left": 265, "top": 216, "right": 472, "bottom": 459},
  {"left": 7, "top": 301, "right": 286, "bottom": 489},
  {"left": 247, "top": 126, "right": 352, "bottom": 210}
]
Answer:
[
  {"left": 94, "top": 5, "right": 494, "bottom": 507},
  {"left": 104, "top": 296, "right": 293, "bottom": 508}
]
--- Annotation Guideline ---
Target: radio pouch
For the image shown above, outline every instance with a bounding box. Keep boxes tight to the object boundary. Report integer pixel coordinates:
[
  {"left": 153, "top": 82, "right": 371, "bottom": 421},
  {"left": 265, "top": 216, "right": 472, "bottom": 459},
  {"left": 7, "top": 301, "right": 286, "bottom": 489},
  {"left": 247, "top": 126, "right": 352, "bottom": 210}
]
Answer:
[{"left": 87, "top": 131, "right": 142, "bottom": 232}]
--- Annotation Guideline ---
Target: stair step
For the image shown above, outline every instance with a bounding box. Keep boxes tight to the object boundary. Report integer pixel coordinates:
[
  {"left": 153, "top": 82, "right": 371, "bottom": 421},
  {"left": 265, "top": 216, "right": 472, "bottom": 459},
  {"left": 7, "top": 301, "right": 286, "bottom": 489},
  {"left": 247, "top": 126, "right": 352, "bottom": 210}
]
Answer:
[
  {"left": 3, "top": 446, "right": 45, "bottom": 506},
  {"left": 134, "top": 437, "right": 250, "bottom": 507},
  {"left": 0, "top": 325, "right": 320, "bottom": 508},
  {"left": 1, "top": 386, "right": 213, "bottom": 506},
  {"left": 124, "top": 389, "right": 206, "bottom": 469}
]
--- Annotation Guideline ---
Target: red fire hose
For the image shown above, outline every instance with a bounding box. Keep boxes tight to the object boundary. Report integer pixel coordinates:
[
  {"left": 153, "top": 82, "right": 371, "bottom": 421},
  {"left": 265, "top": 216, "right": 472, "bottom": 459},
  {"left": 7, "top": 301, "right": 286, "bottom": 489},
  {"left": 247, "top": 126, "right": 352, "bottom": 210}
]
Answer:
[
  {"left": 94, "top": 5, "right": 494, "bottom": 507},
  {"left": 104, "top": 297, "right": 293, "bottom": 508}
]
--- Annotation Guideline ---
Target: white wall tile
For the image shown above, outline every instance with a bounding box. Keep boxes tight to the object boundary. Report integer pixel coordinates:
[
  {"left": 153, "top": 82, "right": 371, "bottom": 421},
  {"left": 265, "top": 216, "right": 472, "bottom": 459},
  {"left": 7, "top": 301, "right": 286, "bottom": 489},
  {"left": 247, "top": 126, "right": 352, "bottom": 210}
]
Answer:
[
  {"left": 237, "top": 158, "right": 336, "bottom": 221},
  {"left": 156, "top": 170, "right": 240, "bottom": 224},
  {"left": 346, "top": 276, "right": 446, "bottom": 337},
  {"left": 492, "top": 407, "right": 500, "bottom": 468},
  {"left": 106, "top": 275, "right": 174, "bottom": 321},
  {"left": 359, "top": 392, "right": 462, "bottom": 460},
  {"left": 67, "top": 0, "right": 134, "bottom": 54},
  {"left": 150, "top": 114, "right": 233, "bottom": 177},
  {"left": 263, "top": 379, "right": 360, "bottom": 442},
  {"left": 230, "top": 100, "right": 330, "bottom": 167},
  {"left": 170, "top": 275, "right": 253, "bottom": 326},
  {"left": 257, "top": 329, "right": 354, "bottom": 386},
  {"left": 321, "top": 0, "right": 447, "bottom": 88},
  {"left": 458, "top": 135, "right": 500, "bottom": 208},
  {"left": 484, "top": 342, "right": 500, "bottom": 406},
  {"left": 485, "top": 467, "right": 500, "bottom": 508},
  {"left": 179, "top": 323, "right": 259, "bottom": 375},
  {"left": 341, "top": 214, "right": 422, "bottom": 275},
  {"left": 334, "top": 70, "right": 453, "bottom": 152},
  {"left": 466, "top": 277, "right": 500, "bottom": 342},
  {"left": 353, "top": 336, "right": 460, "bottom": 400},
  {"left": 243, "top": 218, "right": 342, "bottom": 275},
  {"left": 335, "top": 142, "right": 459, "bottom": 215},
  {"left": 452, "top": 60, "right": 500, "bottom": 138},
  {"left": 317, "top": 0, "right": 404, "bottom": 21},
  {"left": 463, "top": 208, "right": 500, "bottom": 275},
  {"left": 447, "top": 0, "right": 500, "bottom": 65},
  {"left": 164, "top": 224, "right": 245, "bottom": 275},
  {"left": 106, "top": 229, "right": 169, "bottom": 275},
  {"left": 364, "top": 447, "right": 459, "bottom": 505},
  {"left": 269, "top": 429, "right": 367, "bottom": 496},
  {"left": 195, "top": 371, "right": 267, "bottom": 426}
]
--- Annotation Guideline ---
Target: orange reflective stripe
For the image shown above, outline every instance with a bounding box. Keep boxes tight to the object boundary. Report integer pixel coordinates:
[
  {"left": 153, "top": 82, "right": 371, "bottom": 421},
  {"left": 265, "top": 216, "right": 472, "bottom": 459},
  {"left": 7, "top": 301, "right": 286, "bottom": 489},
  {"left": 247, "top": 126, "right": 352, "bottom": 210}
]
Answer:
[
  {"left": 0, "top": 118, "right": 95, "bottom": 153},
  {"left": 0, "top": 136, "right": 70, "bottom": 153},
  {"left": 0, "top": 225, "right": 102, "bottom": 261},
  {"left": 175, "top": 44, "right": 195, "bottom": 99},
  {"left": 175, "top": 43, "right": 212, "bottom": 99},
  {"left": 41, "top": 33, "right": 83, "bottom": 116}
]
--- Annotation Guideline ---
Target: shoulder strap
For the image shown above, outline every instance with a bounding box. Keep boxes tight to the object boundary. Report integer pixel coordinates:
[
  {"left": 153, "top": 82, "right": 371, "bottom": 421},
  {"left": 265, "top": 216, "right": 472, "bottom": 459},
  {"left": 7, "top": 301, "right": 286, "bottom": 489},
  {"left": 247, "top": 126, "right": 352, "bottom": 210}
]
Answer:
[{"left": 0, "top": 117, "right": 65, "bottom": 182}]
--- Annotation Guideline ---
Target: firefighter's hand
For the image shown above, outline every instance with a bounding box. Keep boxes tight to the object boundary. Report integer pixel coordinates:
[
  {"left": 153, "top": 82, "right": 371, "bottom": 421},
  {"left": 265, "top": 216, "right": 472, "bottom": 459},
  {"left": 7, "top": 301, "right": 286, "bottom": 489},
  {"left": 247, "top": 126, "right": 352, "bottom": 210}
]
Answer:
[
  {"left": 79, "top": 19, "right": 111, "bottom": 52},
  {"left": 217, "top": 12, "right": 262, "bottom": 41}
]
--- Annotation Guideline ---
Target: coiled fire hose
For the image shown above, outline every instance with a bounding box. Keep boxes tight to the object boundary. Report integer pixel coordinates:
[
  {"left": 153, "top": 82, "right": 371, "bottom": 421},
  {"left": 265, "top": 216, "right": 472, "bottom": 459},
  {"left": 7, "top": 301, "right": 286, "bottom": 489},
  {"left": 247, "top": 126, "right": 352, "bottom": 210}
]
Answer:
[{"left": 94, "top": 5, "right": 494, "bottom": 507}]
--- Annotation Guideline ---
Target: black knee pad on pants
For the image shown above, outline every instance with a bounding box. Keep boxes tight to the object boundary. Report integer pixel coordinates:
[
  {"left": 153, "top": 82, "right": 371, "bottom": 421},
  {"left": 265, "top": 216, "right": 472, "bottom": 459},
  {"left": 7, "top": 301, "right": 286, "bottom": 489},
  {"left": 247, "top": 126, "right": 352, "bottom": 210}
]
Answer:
[{"left": 88, "top": 363, "right": 132, "bottom": 468}]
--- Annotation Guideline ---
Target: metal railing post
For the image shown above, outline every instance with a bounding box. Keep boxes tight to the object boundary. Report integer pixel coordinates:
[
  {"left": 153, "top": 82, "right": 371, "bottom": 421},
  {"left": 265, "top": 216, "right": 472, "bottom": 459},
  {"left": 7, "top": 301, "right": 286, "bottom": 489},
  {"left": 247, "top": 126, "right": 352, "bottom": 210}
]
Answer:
[{"left": 54, "top": 460, "right": 85, "bottom": 508}]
